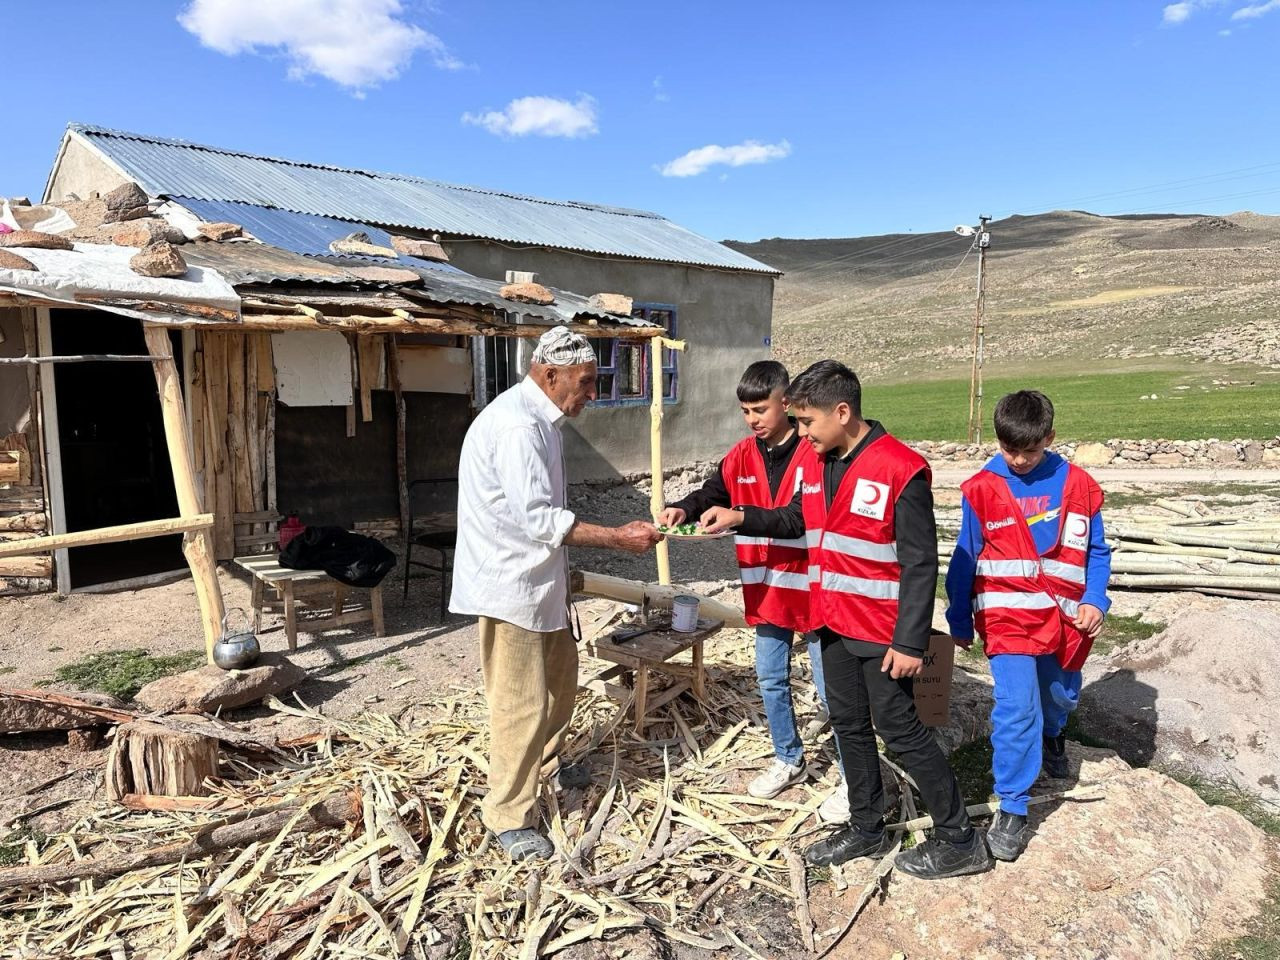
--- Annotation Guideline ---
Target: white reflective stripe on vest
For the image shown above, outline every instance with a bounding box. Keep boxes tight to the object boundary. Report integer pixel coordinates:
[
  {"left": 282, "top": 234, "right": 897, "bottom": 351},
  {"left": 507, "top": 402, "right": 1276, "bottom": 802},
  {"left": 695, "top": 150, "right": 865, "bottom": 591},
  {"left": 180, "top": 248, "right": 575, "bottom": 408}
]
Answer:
[
  {"left": 820, "top": 571, "right": 899, "bottom": 600},
  {"left": 1055, "top": 595, "right": 1081, "bottom": 617},
  {"left": 822, "top": 531, "right": 898, "bottom": 563},
  {"left": 809, "top": 564, "right": 821, "bottom": 583},
  {"left": 973, "top": 591, "right": 1058, "bottom": 612},
  {"left": 1042, "top": 558, "right": 1087, "bottom": 584},
  {"left": 975, "top": 558, "right": 1041, "bottom": 578},
  {"left": 736, "top": 535, "right": 809, "bottom": 549},
  {"left": 806, "top": 529, "right": 823, "bottom": 549},
  {"left": 740, "top": 566, "right": 811, "bottom": 591}
]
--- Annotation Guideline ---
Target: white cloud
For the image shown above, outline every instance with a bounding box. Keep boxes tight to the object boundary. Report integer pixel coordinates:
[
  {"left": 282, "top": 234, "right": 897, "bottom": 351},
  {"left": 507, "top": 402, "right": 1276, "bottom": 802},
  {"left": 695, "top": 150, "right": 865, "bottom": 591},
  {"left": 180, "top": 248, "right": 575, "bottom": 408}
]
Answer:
[
  {"left": 461, "top": 95, "right": 598, "bottom": 138},
  {"left": 178, "top": 0, "right": 461, "bottom": 91},
  {"left": 658, "top": 139, "right": 792, "bottom": 178},
  {"left": 653, "top": 76, "right": 670, "bottom": 102},
  {"left": 1233, "top": 0, "right": 1280, "bottom": 18},
  {"left": 1220, "top": 26, "right": 1234, "bottom": 33},
  {"left": 1163, "top": 2, "right": 1195, "bottom": 22}
]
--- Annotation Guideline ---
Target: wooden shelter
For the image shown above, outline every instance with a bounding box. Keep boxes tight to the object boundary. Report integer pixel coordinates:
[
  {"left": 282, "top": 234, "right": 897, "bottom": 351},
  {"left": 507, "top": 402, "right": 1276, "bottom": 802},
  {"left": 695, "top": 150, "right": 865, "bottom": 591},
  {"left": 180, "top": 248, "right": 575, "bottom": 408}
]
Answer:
[{"left": 0, "top": 217, "right": 659, "bottom": 659}]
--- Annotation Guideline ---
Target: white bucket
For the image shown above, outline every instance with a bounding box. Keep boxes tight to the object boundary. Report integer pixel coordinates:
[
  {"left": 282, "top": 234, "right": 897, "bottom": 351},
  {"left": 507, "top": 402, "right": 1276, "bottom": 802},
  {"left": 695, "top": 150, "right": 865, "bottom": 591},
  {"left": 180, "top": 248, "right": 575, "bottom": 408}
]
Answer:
[{"left": 671, "top": 595, "right": 700, "bottom": 633}]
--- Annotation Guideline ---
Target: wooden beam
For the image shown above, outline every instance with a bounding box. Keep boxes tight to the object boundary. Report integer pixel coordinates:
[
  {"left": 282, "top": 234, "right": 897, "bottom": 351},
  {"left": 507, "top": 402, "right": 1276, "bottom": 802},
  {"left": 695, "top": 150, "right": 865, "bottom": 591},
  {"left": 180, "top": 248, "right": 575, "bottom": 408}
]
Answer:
[
  {"left": 193, "top": 313, "right": 661, "bottom": 338},
  {"left": 0, "top": 354, "right": 172, "bottom": 365},
  {"left": 0, "top": 514, "right": 213, "bottom": 558},
  {"left": 143, "top": 325, "right": 227, "bottom": 664},
  {"left": 649, "top": 336, "right": 687, "bottom": 586},
  {"left": 386, "top": 336, "right": 410, "bottom": 543},
  {"left": 570, "top": 570, "right": 747, "bottom": 629},
  {"left": 0, "top": 556, "right": 51, "bottom": 577}
]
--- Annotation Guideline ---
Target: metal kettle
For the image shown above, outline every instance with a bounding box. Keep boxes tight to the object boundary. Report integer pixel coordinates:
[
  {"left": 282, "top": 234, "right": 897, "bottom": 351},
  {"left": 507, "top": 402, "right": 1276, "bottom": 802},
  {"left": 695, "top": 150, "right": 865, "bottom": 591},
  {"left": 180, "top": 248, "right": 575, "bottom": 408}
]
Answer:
[{"left": 212, "top": 607, "right": 262, "bottom": 670}]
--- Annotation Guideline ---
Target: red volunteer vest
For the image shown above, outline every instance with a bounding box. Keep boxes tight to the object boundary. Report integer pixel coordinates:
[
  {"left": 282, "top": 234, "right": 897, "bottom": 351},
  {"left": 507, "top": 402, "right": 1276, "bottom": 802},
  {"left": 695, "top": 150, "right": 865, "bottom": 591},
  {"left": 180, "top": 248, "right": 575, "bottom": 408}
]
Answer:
[
  {"left": 962, "top": 465, "right": 1104, "bottom": 669},
  {"left": 802, "top": 433, "right": 929, "bottom": 645},
  {"left": 722, "top": 436, "right": 816, "bottom": 631}
]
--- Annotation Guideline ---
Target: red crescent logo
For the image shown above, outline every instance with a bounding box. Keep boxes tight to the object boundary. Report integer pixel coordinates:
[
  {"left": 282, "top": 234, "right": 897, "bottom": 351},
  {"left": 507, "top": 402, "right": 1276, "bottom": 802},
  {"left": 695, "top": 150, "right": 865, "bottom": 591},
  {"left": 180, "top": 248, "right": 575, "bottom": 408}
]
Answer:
[
  {"left": 1070, "top": 517, "right": 1088, "bottom": 536},
  {"left": 860, "top": 483, "right": 884, "bottom": 505}
]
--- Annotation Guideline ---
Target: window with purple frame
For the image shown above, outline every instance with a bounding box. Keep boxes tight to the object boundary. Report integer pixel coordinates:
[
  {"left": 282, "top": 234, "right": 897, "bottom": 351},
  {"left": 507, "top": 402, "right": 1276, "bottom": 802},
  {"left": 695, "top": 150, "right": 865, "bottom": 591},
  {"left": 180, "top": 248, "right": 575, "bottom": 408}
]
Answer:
[{"left": 590, "top": 304, "right": 678, "bottom": 406}]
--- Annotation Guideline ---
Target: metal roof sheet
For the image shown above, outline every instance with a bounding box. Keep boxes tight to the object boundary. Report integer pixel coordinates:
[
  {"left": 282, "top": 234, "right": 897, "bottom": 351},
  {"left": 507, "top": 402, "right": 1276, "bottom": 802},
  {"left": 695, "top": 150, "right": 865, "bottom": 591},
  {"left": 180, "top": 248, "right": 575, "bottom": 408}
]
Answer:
[{"left": 71, "top": 125, "right": 779, "bottom": 275}]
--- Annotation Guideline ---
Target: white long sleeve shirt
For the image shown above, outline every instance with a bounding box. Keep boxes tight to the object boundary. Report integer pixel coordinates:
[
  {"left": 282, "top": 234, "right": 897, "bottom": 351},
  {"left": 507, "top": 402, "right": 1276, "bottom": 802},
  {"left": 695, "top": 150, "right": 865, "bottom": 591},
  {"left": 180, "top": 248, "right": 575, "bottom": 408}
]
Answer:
[{"left": 448, "top": 377, "right": 577, "bottom": 632}]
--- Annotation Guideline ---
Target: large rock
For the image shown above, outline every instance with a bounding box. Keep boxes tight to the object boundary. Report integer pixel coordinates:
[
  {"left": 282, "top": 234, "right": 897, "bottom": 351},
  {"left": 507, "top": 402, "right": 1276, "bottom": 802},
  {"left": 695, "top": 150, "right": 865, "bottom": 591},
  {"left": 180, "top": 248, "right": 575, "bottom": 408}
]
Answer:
[
  {"left": 0, "top": 229, "right": 73, "bottom": 251},
  {"left": 500, "top": 281, "right": 555, "bottom": 305},
  {"left": 101, "top": 181, "right": 149, "bottom": 223},
  {"left": 1081, "top": 603, "right": 1280, "bottom": 803},
  {"left": 129, "top": 241, "right": 188, "bottom": 278},
  {"left": 587, "top": 292, "right": 634, "bottom": 316},
  {"left": 0, "top": 249, "right": 36, "bottom": 271},
  {"left": 1148, "top": 451, "right": 1185, "bottom": 465},
  {"left": 391, "top": 235, "right": 448, "bottom": 261},
  {"left": 848, "top": 748, "right": 1272, "bottom": 959},
  {"left": 197, "top": 221, "right": 243, "bottom": 241},
  {"left": 1071, "top": 441, "right": 1114, "bottom": 466},
  {"left": 1207, "top": 441, "right": 1239, "bottom": 463},
  {"left": 0, "top": 690, "right": 128, "bottom": 733},
  {"left": 1243, "top": 441, "right": 1264, "bottom": 463},
  {"left": 133, "top": 653, "right": 306, "bottom": 714}
]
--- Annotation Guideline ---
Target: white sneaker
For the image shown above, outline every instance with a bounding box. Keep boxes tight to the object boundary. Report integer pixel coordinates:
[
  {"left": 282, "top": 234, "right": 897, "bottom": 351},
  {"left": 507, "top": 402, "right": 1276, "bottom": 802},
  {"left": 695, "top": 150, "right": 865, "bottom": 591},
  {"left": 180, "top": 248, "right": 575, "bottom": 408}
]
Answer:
[
  {"left": 748, "top": 758, "right": 807, "bottom": 799},
  {"left": 818, "top": 780, "right": 851, "bottom": 824}
]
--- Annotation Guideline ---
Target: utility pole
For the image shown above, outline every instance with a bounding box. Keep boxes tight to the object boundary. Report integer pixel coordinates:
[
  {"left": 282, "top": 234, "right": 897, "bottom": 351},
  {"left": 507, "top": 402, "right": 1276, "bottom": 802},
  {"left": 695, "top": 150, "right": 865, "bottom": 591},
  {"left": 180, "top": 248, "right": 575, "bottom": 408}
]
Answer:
[{"left": 965, "top": 216, "right": 992, "bottom": 444}]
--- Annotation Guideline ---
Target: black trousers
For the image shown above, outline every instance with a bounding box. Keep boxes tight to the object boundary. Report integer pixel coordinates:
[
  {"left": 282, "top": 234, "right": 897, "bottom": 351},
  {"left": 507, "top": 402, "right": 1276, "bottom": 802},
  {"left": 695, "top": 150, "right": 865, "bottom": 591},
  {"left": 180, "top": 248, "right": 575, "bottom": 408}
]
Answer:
[{"left": 820, "top": 631, "right": 971, "bottom": 841}]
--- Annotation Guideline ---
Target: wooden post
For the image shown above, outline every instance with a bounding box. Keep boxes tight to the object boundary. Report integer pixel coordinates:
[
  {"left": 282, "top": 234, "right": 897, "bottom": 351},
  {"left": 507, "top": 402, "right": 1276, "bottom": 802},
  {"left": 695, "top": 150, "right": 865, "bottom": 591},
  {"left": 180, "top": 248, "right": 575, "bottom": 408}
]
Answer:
[
  {"left": 144, "top": 325, "right": 226, "bottom": 663},
  {"left": 385, "top": 336, "right": 410, "bottom": 542},
  {"left": 649, "top": 336, "right": 687, "bottom": 585}
]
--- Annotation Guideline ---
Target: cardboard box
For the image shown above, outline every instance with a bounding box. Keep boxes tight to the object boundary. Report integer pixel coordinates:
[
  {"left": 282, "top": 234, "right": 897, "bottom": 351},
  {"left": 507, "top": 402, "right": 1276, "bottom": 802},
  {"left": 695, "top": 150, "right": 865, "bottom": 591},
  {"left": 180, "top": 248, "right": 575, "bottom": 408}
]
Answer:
[{"left": 913, "top": 630, "right": 955, "bottom": 727}]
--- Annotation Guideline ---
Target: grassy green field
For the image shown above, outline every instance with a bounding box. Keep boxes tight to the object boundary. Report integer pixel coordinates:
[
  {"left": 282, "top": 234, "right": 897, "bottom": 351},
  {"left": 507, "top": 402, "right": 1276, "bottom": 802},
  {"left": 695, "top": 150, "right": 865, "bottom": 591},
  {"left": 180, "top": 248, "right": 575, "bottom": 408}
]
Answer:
[{"left": 864, "top": 365, "right": 1280, "bottom": 442}]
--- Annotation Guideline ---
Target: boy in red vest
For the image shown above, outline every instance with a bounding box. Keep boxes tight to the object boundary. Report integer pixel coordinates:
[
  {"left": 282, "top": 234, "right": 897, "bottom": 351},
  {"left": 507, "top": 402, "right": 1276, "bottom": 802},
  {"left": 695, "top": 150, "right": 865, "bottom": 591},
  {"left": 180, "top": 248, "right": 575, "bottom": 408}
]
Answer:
[
  {"left": 661, "top": 361, "right": 848, "bottom": 814},
  {"left": 703, "top": 360, "right": 991, "bottom": 879},
  {"left": 945, "top": 390, "right": 1111, "bottom": 861}
]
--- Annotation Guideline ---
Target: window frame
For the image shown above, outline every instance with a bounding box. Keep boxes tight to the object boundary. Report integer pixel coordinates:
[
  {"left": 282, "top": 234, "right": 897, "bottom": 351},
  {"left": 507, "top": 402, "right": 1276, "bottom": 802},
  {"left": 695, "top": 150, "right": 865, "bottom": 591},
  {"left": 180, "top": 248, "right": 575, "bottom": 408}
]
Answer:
[{"left": 591, "top": 303, "right": 678, "bottom": 408}]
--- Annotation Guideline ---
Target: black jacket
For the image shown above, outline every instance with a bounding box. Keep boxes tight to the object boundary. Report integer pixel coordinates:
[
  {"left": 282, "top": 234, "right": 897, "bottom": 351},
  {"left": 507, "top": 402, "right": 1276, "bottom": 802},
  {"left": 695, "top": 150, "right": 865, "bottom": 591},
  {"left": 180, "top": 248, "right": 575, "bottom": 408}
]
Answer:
[{"left": 280, "top": 526, "right": 397, "bottom": 588}]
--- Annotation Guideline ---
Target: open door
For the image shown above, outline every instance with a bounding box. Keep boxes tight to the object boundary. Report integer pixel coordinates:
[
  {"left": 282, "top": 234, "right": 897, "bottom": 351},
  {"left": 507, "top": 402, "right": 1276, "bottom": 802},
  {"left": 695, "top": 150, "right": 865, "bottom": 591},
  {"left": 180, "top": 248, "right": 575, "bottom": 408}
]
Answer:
[{"left": 49, "top": 310, "right": 185, "bottom": 588}]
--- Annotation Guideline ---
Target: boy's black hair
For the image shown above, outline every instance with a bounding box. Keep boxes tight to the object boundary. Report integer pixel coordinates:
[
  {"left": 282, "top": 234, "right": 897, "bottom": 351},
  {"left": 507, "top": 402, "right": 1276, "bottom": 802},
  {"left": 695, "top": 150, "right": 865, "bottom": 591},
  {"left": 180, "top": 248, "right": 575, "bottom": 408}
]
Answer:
[
  {"left": 993, "top": 390, "right": 1055, "bottom": 448},
  {"left": 736, "top": 360, "right": 790, "bottom": 403},
  {"left": 784, "top": 359, "right": 862, "bottom": 415}
]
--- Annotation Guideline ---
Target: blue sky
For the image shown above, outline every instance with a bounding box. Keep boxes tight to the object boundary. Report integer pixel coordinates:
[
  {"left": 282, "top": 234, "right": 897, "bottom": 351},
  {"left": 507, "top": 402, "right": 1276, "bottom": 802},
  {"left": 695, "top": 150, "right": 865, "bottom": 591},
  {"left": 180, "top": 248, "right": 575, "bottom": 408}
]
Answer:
[{"left": 2, "top": 0, "right": 1278, "bottom": 240}]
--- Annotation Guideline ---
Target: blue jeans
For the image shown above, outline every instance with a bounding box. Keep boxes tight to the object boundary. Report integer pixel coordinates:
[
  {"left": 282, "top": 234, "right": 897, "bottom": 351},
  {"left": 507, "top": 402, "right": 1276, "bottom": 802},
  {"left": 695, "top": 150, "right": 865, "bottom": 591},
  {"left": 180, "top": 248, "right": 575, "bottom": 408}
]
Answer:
[
  {"left": 755, "top": 624, "right": 829, "bottom": 766},
  {"left": 989, "top": 653, "right": 1082, "bottom": 815}
]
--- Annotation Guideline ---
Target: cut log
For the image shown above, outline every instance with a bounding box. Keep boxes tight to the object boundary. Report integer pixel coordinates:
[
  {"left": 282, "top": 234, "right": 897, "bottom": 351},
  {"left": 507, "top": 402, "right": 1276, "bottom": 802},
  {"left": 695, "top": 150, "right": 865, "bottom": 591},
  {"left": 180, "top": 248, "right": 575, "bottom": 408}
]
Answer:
[
  {"left": 570, "top": 570, "right": 747, "bottom": 628},
  {"left": 0, "top": 556, "right": 52, "bottom": 577},
  {"left": 0, "top": 792, "right": 357, "bottom": 889},
  {"left": 0, "top": 511, "right": 46, "bottom": 532},
  {"left": 105, "top": 720, "right": 220, "bottom": 801}
]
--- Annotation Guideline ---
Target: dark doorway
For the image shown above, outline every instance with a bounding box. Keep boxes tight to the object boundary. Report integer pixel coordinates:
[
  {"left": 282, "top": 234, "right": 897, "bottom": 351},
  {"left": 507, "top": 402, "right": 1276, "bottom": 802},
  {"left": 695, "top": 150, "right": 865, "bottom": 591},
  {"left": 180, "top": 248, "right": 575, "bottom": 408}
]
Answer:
[{"left": 50, "top": 311, "right": 184, "bottom": 588}]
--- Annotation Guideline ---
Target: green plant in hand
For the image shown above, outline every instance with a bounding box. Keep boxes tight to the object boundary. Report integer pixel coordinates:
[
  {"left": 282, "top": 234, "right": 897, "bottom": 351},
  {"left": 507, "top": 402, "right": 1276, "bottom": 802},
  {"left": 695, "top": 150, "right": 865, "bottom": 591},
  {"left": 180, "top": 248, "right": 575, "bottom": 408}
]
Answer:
[{"left": 657, "top": 523, "right": 707, "bottom": 536}]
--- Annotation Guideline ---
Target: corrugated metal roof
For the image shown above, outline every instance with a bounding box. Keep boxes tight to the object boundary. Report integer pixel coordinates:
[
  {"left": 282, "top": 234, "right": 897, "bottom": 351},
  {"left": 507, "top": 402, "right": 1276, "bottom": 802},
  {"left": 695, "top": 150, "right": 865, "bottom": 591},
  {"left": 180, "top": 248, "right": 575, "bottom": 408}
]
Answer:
[
  {"left": 175, "top": 197, "right": 402, "bottom": 260},
  {"left": 71, "top": 124, "right": 779, "bottom": 275},
  {"left": 181, "top": 239, "right": 376, "bottom": 286}
]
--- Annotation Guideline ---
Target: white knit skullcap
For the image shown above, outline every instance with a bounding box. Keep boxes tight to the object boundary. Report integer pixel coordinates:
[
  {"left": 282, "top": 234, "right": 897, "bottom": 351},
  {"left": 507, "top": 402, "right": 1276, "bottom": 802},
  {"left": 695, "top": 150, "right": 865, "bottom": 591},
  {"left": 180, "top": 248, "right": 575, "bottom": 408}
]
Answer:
[{"left": 531, "top": 325, "right": 596, "bottom": 366}]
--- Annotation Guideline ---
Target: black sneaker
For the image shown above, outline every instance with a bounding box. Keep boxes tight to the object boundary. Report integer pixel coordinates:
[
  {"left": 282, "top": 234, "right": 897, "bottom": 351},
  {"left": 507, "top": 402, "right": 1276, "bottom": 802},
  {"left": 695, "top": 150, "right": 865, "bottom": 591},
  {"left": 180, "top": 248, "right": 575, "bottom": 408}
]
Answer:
[
  {"left": 986, "top": 810, "right": 1031, "bottom": 862},
  {"left": 1042, "top": 734, "right": 1070, "bottom": 779},
  {"left": 895, "top": 831, "right": 992, "bottom": 879},
  {"left": 805, "top": 826, "right": 895, "bottom": 866}
]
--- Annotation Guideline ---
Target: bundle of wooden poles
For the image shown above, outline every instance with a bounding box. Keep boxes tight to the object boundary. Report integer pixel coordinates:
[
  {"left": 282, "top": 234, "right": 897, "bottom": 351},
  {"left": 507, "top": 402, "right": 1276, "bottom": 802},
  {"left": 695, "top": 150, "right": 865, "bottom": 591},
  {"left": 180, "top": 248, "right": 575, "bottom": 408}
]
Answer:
[{"left": 940, "top": 497, "right": 1280, "bottom": 601}]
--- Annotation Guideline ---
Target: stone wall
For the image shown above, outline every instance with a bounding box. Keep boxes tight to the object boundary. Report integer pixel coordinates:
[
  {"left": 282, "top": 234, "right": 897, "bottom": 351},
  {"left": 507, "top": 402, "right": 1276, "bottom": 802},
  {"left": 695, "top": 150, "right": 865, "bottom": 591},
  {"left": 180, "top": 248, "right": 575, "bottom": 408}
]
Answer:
[{"left": 911, "top": 436, "right": 1280, "bottom": 466}]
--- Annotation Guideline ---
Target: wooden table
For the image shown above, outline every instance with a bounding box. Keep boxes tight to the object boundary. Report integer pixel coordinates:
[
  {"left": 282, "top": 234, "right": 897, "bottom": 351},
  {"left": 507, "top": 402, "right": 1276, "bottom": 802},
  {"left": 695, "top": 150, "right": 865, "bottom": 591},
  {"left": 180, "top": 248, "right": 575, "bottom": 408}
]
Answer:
[
  {"left": 581, "top": 617, "right": 723, "bottom": 732},
  {"left": 233, "top": 555, "right": 386, "bottom": 651}
]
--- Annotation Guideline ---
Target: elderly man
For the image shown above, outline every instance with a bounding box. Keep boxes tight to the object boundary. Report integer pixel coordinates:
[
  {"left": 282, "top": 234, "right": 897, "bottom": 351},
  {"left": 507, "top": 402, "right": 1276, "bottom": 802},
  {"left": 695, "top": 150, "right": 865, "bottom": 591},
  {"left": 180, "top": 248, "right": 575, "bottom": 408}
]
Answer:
[{"left": 450, "top": 325, "right": 662, "bottom": 861}]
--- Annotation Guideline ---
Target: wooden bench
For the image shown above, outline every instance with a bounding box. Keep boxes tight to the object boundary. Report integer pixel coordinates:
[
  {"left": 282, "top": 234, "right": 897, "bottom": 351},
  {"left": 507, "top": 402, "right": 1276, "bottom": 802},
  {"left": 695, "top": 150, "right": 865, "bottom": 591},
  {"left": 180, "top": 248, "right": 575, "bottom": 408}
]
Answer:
[
  {"left": 581, "top": 617, "right": 723, "bottom": 733},
  {"left": 233, "top": 555, "right": 386, "bottom": 651}
]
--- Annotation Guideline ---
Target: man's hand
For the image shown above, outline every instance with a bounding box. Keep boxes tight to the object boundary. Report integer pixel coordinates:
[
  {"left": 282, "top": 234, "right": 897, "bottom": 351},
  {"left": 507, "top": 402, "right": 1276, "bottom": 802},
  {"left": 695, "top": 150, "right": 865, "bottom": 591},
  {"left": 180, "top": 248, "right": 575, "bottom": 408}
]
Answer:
[
  {"left": 952, "top": 634, "right": 973, "bottom": 652},
  {"left": 699, "top": 506, "right": 743, "bottom": 534},
  {"left": 1074, "top": 603, "right": 1104, "bottom": 639},
  {"left": 614, "top": 520, "right": 663, "bottom": 554},
  {"left": 656, "top": 507, "right": 687, "bottom": 527},
  {"left": 881, "top": 648, "right": 924, "bottom": 680}
]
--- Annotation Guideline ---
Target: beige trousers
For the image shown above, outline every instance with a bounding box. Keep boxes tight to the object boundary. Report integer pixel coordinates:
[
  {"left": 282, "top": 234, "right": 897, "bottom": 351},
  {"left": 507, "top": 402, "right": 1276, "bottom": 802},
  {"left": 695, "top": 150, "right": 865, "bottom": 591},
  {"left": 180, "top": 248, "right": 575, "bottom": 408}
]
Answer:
[{"left": 478, "top": 616, "right": 579, "bottom": 834}]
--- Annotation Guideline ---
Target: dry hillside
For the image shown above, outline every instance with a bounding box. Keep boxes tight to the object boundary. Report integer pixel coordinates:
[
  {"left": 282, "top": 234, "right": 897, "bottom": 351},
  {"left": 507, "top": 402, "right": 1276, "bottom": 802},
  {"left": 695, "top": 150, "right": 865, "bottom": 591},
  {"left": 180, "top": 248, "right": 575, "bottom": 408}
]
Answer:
[{"left": 728, "top": 210, "right": 1280, "bottom": 382}]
